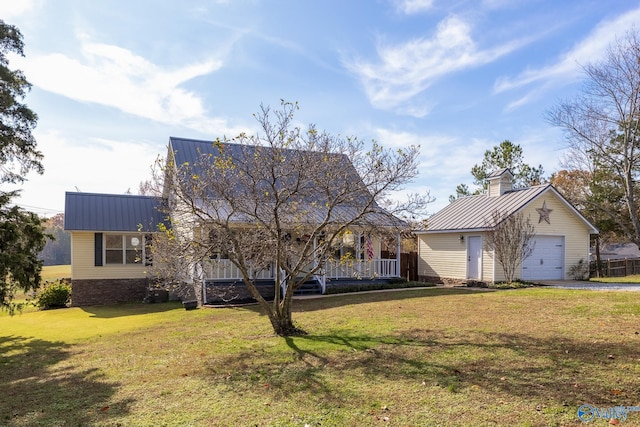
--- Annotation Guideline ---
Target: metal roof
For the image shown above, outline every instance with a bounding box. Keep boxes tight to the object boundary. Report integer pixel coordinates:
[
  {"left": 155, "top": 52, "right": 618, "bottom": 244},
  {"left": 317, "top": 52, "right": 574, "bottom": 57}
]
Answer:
[
  {"left": 64, "top": 192, "right": 168, "bottom": 232},
  {"left": 167, "top": 136, "right": 405, "bottom": 227},
  {"left": 421, "top": 184, "right": 597, "bottom": 233},
  {"left": 487, "top": 168, "right": 513, "bottom": 178}
]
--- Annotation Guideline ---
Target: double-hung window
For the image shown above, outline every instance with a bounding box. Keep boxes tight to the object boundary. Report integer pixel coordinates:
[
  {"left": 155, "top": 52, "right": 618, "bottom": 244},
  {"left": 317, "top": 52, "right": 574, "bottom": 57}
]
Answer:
[{"left": 104, "top": 234, "right": 150, "bottom": 265}]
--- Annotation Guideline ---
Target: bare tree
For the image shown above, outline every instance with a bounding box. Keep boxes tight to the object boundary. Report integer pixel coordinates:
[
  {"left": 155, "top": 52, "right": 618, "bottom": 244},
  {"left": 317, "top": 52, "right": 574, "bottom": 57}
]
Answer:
[
  {"left": 483, "top": 210, "right": 536, "bottom": 284},
  {"left": 547, "top": 28, "right": 640, "bottom": 248},
  {"left": 148, "top": 101, "right": 428, "bottom": 336}
]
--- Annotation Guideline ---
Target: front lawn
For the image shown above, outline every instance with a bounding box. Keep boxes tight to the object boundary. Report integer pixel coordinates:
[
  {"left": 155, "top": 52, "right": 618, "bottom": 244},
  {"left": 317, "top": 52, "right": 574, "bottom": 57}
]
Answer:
[{"left": 1, "top": 287, "right": 639, "bottom": 426}]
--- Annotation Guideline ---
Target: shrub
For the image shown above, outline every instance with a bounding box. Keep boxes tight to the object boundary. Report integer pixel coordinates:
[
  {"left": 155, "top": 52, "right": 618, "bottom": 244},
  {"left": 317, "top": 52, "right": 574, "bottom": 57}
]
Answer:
[
  {"left": 569, "top": 259, "right": 589, "bottom": 280},
  {"left": 489, "top": 280, "right": 534, "bottom": 289},
  {"left": 324, "top": 280, "right": 434, "bottom": 295},
  {"left": 36, "top": 280, "right": 71, "bottom": 309}
]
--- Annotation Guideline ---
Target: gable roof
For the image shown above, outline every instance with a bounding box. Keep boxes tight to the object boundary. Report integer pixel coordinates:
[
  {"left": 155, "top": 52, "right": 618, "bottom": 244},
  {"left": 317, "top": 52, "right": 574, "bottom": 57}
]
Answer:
[
  {"left": 64, "top": 192, "right": 167, "bottom": 232},
  {"left": 487, "top": 168, "right": 514, "bottom": 179},
  {"left": 167, "top": 136, "right": 405, "bottom": 227},
  {"left": 419, "top": 184, "right": 598, "bottom": 234},
  {"left": 168, "top": 136, "right": 367, "bottom": 200}
]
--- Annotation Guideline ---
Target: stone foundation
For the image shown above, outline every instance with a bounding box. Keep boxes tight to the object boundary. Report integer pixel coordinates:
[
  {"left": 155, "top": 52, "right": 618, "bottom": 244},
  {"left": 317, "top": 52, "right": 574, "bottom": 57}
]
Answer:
[{"left": 71, "top": 278, "right": 149, "bottom": 306}]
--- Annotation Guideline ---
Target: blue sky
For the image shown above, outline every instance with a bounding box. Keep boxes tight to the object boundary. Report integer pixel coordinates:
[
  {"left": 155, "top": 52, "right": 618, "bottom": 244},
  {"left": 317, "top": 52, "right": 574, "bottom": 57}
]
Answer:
[{"left": 3, "top": 0, "right": 640, "bottom": 217}]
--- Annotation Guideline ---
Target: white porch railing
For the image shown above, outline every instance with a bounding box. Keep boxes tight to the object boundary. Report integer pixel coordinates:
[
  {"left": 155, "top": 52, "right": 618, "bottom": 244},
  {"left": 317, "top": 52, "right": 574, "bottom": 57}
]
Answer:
[
  {"left": 324, "top": 259, "right": 398, "bottom": 279},
  {"left": 203, "top": 258, "right": 398, "bottom": 281},
  {"left": 204, "top": 259, "right": 274, "bottom": 281}
]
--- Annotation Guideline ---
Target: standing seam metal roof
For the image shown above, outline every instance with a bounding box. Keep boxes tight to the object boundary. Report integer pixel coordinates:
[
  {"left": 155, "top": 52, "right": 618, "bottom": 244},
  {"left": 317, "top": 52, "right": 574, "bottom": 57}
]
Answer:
[
  {"left": 424, "top": 185, "right": 552, "bottom": 232},
  {"left": 64, "top": 192, "right": 167, "bottom": 232},
  {"left": 167, "top": 136, "right": 405, "bottom": 227}
]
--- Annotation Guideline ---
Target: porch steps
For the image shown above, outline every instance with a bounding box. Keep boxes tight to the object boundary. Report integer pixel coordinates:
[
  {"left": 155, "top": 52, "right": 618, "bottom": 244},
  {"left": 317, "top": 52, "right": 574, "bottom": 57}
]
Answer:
[{"left": 293, "top": 279, "right": 323, "bottom": 295}]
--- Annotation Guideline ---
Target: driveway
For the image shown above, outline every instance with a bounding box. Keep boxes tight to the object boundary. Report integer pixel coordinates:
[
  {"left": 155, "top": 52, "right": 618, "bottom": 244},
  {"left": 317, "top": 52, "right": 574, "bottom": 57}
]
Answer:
[{"left": 537, "top": 281, "right": 640, "bottom": 291}]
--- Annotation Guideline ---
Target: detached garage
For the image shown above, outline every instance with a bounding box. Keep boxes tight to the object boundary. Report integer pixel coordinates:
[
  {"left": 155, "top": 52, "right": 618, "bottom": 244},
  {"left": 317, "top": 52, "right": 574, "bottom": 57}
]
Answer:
[{"left": 416, "top": 169, "right": 598, "bottom": 284}]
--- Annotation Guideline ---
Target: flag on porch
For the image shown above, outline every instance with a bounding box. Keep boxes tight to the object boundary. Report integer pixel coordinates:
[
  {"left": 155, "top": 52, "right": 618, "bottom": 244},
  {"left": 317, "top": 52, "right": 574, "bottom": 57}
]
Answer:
[{"left": 366, "top": 235, "right": 374, "bottom": 260}]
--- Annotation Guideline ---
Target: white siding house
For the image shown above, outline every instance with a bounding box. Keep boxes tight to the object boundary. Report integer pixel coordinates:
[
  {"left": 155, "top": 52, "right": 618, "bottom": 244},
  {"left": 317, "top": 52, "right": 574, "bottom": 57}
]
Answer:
[
  {"left": 64, "top": 137, "right": 405, "bottom": 305},
  {"left": 416, "top": 169, "right": 598, "bottom": 284}
]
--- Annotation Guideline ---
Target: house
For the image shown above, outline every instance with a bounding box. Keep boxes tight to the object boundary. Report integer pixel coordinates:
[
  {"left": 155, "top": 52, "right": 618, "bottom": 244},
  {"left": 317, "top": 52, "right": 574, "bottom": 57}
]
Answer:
[
  {"left": 415, "top": 169, "right": 598, "bottom": 284},
  {"left": 64, "top": 193, "right": 166, "bottom": 305},
  {"left": 64, "top": 137, "right": 404, "bottom": 305}
]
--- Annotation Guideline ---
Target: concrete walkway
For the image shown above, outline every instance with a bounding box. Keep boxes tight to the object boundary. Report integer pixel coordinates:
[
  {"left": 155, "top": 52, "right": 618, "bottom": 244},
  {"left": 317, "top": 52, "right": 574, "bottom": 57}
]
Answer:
[{"left": 537, "top": 280, "right": 640, "bottom": 291}]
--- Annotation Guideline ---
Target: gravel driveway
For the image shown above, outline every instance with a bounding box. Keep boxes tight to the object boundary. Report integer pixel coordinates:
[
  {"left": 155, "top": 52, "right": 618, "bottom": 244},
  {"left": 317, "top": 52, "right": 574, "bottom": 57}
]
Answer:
[{"left": 538, "top": 281, "right": 640, "bottom": 291}]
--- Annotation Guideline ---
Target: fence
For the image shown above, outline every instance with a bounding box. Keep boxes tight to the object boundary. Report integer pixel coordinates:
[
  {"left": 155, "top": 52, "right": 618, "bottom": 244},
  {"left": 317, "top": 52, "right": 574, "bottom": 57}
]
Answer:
[
  {"left": 400, "top": 252, "right": 418, "bottom": 281},
  {"left": 589, "top": 257, "right": 640, "bottom": 277}
]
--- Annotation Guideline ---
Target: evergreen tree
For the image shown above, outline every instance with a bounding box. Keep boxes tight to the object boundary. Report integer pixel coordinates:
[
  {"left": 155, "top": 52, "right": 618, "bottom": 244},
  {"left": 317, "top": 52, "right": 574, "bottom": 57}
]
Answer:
[{"left": 0, "top": 20, "right": 47, "bottom": 313}]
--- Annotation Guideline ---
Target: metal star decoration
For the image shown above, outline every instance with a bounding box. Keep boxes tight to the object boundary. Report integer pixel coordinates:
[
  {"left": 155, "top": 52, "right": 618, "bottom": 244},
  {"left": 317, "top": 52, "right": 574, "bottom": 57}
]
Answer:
[{"left": 536, "top": 201, "right": 553, "bottom": 224}]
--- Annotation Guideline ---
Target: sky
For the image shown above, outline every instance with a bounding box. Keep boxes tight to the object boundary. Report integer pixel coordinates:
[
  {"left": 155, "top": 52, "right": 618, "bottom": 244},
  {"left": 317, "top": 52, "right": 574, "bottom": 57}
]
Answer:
[{"left": 2, "top": 0, "right": 640, "bottom": 217}]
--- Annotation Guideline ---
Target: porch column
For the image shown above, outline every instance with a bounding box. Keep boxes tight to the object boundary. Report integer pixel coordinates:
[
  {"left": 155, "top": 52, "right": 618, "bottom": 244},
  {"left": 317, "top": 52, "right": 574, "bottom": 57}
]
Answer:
[
  {"left": 356, "top": 231, "right": 362, "bottom": 275},
  {"left": 200, "top": 227, "right": 207, "bottom": 305},
  {"left": 396, "top": 233, "right": 401, "bottom": 277},
  {"left": 313, "top": 235, "right": 318, "bottom": 270}
]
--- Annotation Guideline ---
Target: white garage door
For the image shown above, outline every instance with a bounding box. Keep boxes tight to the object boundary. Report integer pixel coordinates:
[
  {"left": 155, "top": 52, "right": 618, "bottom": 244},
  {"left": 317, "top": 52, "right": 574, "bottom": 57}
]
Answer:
[{"left": 522, "top": 236, "right": 564, "bottom": 280}]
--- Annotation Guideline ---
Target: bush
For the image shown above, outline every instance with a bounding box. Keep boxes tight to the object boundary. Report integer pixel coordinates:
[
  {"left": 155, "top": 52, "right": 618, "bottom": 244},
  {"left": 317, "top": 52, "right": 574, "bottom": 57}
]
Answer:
[
  {"left": 489, "top": 281, "right": 533, "bottom": 289},
  {"left": 569, "top": 259, "right": 589, "bottom": 280},
  {"left": 36, "top": 280, "right": 71, "bottom": 309},
  {"left": 324, "top": 280, "right": 434, "bottom": 295}
]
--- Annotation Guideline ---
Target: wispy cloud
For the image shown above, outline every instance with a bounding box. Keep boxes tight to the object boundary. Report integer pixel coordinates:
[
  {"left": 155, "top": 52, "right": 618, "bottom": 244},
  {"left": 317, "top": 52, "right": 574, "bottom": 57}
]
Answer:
[
  {"left": 12, "top": 129, "right": 162, "bottom": 213},
  {"left": 375, "top": 127, "right": 484, "bottom": 178},
  {"left": 394, "top": 0, "right": 435, "bottom": 15},
  {"left": 346, "top": 15, "right": 528, "bottom": 113},
  {"left": 495, "top": 7, "right": 640, "bottom": 97},
  {"left": 0, "top": 0, "right": 35, "bottom": 19},
  {"left": 13, "top": 38, "right": 248, "bottom": 136}
]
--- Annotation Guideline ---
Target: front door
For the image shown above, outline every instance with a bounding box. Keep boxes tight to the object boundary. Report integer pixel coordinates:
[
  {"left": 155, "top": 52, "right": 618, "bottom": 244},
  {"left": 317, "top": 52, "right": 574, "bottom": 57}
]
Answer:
[{"left": 467, "top": 236, "right": 482, "bottom": 280}]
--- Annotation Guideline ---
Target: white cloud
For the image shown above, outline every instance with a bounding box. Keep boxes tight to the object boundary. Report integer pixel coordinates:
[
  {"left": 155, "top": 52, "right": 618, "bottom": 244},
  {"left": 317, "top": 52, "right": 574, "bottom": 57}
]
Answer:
[
  {"left": 395, "top": 0, "right": 435, "bottom": 15},
  {"left": 0, "top": 0, "right": 35, "bottom": 19},
  {"left": 373, "top": 127, "right": 488, "bottom": 211},
  {"left": 12, "top": 39, "right": 248, "bottom": 137},
  {"left": 12, "top": 130, "right": 162, "bottom": 214},
  {"left": 494, "top": 7, "right": 640, "bottom": 95},
  {"left": 346, "top": 15, "right": 527, "bottom": 111}
]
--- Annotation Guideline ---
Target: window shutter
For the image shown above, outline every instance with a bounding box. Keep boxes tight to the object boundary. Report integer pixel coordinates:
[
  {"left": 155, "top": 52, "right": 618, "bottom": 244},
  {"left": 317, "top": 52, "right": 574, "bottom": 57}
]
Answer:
[{"left": 94, "top": 233, "right": 103, "bottom": 266}]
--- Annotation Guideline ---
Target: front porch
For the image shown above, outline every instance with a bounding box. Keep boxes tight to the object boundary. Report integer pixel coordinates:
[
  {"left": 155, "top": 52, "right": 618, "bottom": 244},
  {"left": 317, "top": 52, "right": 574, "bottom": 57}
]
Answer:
[
  {"left": 202, "top": 257, "right": 401, "bottom": 290},
  {"left": 203, "top": 259, "right": 400, "bottom": 295}
]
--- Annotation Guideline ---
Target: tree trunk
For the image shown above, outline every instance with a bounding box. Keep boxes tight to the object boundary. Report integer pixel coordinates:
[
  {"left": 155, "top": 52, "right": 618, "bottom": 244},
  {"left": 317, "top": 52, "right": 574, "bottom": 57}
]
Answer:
[
  {"left": 268, "top": 308, "right": 305, "bottom": 336},
  {"left": 269, "top": 278, "right": 306, "bottom": 336}
]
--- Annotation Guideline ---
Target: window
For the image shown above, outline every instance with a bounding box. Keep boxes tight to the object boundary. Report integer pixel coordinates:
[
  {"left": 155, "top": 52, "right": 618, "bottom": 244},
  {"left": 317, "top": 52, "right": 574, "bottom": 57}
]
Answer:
[{"left": 104, "top": 233, "right": 151, "bottom": 265}]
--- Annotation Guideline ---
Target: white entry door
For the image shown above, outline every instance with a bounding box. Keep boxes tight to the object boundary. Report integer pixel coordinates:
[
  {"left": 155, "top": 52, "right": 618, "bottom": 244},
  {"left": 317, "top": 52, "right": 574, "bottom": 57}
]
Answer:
[
  {"left": 467, "top": 236, "right": 482, "bottom": 280},
  {"left": 522, "top": 236, "right": 564, "bottom": 280}
]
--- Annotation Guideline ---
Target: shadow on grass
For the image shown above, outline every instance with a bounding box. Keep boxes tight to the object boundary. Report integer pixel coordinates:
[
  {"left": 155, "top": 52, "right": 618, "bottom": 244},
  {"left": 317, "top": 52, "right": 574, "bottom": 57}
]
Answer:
[
  {"left": 295, "top": 287, "right": 487, "bottom": 312},
  {"left": 204, "top": 328, "right": 639, "bottom": 410},
  {"left": 234, "top": 287, "right": 485, "bottom": 316},
  {"left": 0, "top": 335, "right": 133, "bottom": 425},
  {"left": 80, "top": 301, "right": 182, "bottom": 318}
]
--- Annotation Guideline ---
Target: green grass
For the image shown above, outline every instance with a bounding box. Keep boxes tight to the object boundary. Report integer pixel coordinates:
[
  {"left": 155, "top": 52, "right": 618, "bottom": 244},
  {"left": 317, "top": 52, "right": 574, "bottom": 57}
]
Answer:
[
  {"left": 2, "top": 287, "right": 640, "bottom": 426},
  {"left": 591, "top": 274, "right": 640, "bottom": 283},
  {"left": 40, "top": 264, "right": 71, "bottom": 282},
  {"left": 1, "top": 266, "right": 72, "bottom": 317}
]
